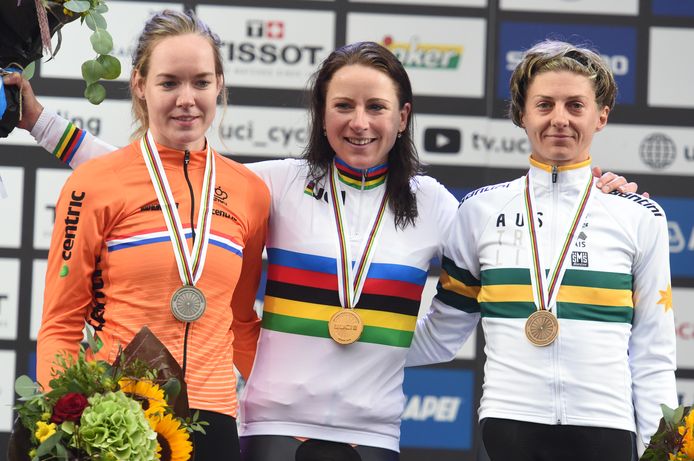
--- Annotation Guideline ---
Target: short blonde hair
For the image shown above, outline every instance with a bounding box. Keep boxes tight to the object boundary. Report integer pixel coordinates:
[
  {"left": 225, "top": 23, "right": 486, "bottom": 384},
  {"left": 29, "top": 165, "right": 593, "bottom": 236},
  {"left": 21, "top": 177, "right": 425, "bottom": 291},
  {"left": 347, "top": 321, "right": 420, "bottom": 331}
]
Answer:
[
  {"left": 130, "top": 10, "right": 226, "bottom": 139},
  {"left": 508, "top": 40, "right": 617, "bottom": 127}
]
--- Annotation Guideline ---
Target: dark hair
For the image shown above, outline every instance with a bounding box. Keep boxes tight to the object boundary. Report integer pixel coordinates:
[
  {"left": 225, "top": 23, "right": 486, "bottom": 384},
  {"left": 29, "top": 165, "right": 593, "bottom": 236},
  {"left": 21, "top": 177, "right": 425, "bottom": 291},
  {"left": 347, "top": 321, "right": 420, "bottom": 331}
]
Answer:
[
  {"left": 509, "top": 39, "right": 617, "bottom": 127},
  {"left": 130, "top": 10, "right": 226, "bottom": 139},
  {"left": 303, "top": 41, "right": 421, "bottom": 229}
]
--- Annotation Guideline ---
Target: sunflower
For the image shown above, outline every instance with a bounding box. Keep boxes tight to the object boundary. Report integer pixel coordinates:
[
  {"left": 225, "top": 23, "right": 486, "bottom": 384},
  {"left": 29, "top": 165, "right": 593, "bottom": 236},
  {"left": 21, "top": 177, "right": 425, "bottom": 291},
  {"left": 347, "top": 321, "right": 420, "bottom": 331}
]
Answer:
[
  {"left": 149, "top": 412, "right": 193, "bottom": 461},
  {"left": 118, "top": 378, "right": 167, "bottom": 418}
]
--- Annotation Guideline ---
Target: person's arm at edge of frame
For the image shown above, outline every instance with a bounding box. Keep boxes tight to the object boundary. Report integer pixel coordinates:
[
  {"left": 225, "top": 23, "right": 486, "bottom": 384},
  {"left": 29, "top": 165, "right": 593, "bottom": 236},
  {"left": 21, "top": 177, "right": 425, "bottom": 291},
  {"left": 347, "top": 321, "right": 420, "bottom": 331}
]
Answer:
[
  {"left": 36, "top": 163, "right": 109, "bottom": 389},
  {"left": 405, "top": 182, "right": 481, "bottom": 367},
  {"left": 628, "top": 200, "right": 678, "bottom": 445},
  {"left": 3, "top": 72, "right": 117, "bottom": 167},
  {"left": 228, "top": 171, "right": 270, "bottom": 380}
]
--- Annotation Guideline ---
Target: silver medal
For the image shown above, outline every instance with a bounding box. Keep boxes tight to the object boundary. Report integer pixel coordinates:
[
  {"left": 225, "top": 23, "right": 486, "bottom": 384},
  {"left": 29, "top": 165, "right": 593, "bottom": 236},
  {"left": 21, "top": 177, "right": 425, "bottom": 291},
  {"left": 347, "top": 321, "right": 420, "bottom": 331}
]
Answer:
[{"left": 170, "top": 286, "right": 206, "bottom": 322}]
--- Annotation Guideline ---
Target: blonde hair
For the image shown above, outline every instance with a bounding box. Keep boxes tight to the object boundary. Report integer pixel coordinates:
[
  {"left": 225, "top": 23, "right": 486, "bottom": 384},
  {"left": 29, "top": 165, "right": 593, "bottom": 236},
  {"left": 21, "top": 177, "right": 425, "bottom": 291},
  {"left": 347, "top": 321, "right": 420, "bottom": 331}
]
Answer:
[
  {"left": 129, "top": 10, "right": 227, "bottom": 139},
  {"left": 508, "top": 40, "right": 617, "bottom": 127}
]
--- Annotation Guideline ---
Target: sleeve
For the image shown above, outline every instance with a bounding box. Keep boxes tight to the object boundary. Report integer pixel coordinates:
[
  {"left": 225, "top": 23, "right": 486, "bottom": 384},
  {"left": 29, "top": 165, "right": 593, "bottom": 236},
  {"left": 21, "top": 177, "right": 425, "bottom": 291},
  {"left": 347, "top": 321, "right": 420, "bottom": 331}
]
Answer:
[
  {"left": 30, "top": 109, "right": 117, "bottom": 169},
  {"left": 229, "top": 176, "right": 270, "bottom": 379},
  {"left": 406, "top": 190, "right": 482, "bottom": 367},
  {"left": 36, "top": 165, "right": 110, "bottom": 388},
  {"left": 629, "top": 207, "right": 678, "bottom": 444}
]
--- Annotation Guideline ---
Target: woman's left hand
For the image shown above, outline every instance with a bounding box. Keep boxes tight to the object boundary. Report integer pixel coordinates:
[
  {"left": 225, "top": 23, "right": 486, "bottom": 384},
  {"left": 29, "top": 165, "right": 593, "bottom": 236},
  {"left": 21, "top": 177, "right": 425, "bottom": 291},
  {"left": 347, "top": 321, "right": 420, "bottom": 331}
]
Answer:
[{"left": 592, "top": 166, "right": 648, "bottom": 198}]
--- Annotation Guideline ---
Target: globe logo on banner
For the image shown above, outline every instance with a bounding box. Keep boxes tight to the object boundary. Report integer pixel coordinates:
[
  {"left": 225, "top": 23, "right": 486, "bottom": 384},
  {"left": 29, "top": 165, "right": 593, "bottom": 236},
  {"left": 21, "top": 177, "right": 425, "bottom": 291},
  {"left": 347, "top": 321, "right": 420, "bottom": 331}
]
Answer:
[{"left": 639, "top": 133, "right": 677, "bottom": 169}]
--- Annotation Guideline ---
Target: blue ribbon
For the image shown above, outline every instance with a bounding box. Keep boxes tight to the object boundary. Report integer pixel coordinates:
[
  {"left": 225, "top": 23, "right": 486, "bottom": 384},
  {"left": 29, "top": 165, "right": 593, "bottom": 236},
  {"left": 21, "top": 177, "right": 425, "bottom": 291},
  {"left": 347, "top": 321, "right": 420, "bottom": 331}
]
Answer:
[{"left": 0, "top": 67, "right": 22, "bottom": 119}]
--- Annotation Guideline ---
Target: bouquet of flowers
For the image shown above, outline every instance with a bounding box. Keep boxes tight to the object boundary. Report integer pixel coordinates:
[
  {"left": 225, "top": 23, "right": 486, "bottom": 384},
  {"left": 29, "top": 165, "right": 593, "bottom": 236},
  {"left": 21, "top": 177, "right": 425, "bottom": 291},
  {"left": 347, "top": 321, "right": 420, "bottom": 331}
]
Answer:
[
  {"left": 641, "top": 404, "right": 694, "bottom": 461},
  {"left": 8, "top": 327, "right": 205, "bottom": 461}
]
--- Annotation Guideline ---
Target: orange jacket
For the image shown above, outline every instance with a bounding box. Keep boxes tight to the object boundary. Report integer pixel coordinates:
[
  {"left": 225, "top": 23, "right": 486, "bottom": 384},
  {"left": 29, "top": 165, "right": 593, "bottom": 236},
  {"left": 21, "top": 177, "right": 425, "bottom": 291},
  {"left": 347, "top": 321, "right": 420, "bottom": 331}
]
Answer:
[{"left": 38, "top": 140, "right": 269, "bottom": 417}]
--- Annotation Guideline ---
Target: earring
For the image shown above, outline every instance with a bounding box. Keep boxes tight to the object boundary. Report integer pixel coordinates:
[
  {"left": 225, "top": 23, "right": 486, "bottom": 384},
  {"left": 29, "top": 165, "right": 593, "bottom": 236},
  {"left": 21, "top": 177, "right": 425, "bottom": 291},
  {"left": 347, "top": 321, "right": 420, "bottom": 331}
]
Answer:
[
  {"left": 397, "top": 132, "right": 402, "bottom": 139},
  {"left": 323, "top": 128, "right": 327, "bottom": 136}
]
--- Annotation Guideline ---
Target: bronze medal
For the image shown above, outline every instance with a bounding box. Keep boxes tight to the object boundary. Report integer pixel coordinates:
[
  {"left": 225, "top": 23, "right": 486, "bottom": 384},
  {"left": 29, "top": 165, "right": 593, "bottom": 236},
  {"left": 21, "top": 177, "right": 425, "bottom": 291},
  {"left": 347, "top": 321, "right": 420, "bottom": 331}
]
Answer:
[
  {"left": 171, "top": 286, "right": 206, "bottom": 322},
  {"left": 328, "top": 309, "right": 363, "bottom": 345},
  {"left": 525, "top": 310, "right": 559, "bottom": 346}
]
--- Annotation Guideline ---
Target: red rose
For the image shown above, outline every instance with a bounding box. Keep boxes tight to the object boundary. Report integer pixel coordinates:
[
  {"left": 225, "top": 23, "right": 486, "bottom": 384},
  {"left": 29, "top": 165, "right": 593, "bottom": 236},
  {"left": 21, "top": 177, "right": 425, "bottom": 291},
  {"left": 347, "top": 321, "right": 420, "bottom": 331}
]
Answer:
[{"left": 51, "top": 392, "right": 89, "bottom": 423}]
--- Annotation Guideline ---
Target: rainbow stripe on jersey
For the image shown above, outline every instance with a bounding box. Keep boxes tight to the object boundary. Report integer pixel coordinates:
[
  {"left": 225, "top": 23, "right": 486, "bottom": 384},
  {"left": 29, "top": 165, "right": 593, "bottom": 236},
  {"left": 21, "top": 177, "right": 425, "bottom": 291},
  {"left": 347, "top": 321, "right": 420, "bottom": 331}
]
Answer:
[
  {"left": 52, "top": 122, "right": 86, "bottom": 165},
  {"left": 262, "top": 247, "right": 425, "bottom": 347}
]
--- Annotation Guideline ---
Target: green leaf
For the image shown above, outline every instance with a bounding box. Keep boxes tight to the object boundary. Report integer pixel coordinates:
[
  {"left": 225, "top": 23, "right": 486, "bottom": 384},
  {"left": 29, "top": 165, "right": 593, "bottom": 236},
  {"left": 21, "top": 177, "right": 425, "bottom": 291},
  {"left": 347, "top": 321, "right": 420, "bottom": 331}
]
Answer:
[
  {"left": 81, "top": 59, "right": 104, "bottom": 85},
  {"left": 36, "top": 431, "right": 62, "bottom": 456},
  {"left": 55, "top": 442, "right": 69, "bottom": 460},
  {"left": 23, "top": 61, "right": 36, "bottom": 80},
  {"left": 62, "top": 0, "right": 91, "bottom": 13},
  {"left": 673, "top": 405, "right": 685, "bottom": 425},
  {"left": 95, "top": 3, "right": 108, "bottom": 13},
  {"left": 85, "top": 83, "right": 106, "bottom": 105},
  {"left": 15, "top": 375, "right": 39, "bottom": 398},
  {"left": 90, "top": 28, "right": 113, "bottom": 55},
  {"left": 162, "top": 378, "right": 181, "bottom": 405},
  {"left": 85, "top": 11, "right": 107, "bottom": 31},
  {"left": 60, "top": 420, "right": 75, "bottom": 435},
  {"left": 97, "top": 55, "right": 121, "bottom": 80},
  {"left": 661, "top": 403, "right": 676, "bottom": 426}
]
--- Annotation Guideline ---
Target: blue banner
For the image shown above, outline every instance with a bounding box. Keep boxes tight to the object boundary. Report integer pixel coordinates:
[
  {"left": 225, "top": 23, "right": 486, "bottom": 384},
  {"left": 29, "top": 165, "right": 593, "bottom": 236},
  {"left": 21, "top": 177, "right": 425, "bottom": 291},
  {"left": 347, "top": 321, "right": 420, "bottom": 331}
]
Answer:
[
  {"left": 652, "top": 0, "right": 694, "bottom": 16},
  {"left": 497, "top": 22, "right": 637, "bottom": 105},
  {"left": 660, "top": 197, "right": 694, "bottom": 278},
  {"left": 400, "top": 368, "right": 475, "bottom": 450}
]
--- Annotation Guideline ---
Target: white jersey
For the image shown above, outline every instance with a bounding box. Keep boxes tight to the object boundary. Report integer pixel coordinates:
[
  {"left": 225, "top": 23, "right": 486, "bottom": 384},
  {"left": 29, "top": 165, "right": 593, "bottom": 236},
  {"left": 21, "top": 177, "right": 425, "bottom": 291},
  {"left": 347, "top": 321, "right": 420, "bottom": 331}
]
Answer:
[
  {"left": 241, "top": 158, "right": 457, "bottom": 451},
  {"left": 407, "top": 157, "right": 677, "bottom": 445}
]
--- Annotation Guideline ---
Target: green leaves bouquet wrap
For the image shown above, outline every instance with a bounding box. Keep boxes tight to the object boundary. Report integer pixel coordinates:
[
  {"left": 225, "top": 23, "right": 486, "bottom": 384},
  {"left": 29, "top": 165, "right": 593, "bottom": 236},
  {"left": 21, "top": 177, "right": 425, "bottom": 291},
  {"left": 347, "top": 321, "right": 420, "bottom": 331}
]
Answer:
[{"left": 8, "top": 326, "right": 206, "bottom": 461}]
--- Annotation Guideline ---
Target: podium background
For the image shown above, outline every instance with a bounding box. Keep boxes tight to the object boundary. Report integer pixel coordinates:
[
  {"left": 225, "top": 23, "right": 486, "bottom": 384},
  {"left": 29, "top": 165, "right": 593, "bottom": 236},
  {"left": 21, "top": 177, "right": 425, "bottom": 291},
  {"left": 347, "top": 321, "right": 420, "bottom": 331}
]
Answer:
[{"left": 1, "top": 0, "right": 693, "bottom": 459}]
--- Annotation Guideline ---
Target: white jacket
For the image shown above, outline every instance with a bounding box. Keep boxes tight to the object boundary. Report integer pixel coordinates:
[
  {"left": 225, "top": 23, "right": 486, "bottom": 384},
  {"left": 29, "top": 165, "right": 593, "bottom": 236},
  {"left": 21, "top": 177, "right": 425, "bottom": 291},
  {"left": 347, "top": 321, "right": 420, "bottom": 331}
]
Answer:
[{"left": 407, "top": 157, "right": 677, "bottom": 445}]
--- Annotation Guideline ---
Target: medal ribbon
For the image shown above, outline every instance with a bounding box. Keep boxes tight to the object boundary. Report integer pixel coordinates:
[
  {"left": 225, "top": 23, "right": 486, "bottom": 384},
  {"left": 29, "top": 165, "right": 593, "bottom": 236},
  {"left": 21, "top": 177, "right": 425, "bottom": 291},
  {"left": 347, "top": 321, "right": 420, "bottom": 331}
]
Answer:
[
  {"left": 329, "top": 161, "right": 389, "bottom": 309},
  {"left": 524, "top": 169, "right": 593, "bottom": 312},
  {"left": 140, "top": 131, "right": 215, "bottom": 286}
]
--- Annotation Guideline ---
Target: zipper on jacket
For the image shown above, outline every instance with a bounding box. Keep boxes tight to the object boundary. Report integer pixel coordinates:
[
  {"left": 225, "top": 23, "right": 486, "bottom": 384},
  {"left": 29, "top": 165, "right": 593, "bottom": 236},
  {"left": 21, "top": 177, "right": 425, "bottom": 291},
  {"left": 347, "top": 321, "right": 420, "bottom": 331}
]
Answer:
[
  {"left": 550, "top": 164, "right": 563, "bottom": 425},
  {"left": 181, "top": 149, "right": 195, "bottom": 378}
]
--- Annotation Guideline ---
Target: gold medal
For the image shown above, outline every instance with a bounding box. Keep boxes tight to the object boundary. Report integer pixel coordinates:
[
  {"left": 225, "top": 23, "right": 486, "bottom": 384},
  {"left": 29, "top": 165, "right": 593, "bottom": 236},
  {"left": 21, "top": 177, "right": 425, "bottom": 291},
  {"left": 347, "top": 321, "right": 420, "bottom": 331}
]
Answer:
[
  {"left": 170, "top": 286, "right": 206, "bottom": 322},
  {"left": 328, "top": 309, "right": 363, "bottom": 345},
  {"left": 525, "top": 310, "right": 559, "bottom": 346}
]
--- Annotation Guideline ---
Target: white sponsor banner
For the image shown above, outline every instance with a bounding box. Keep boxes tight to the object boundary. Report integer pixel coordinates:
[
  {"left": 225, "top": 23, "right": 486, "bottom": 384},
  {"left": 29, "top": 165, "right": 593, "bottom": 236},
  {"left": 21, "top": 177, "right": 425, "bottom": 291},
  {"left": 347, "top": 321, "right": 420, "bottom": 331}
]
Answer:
[
  {"left": 30, "top": 259, "right": 47, "bottom": 341},
  {"left": 351, "top": 0, "right": 486, "bottom": 5},
  {"left": 0, "top": 167, "right": 23, "bottom": 248},
  {"left": 0, "top": 350, "right": 16, "bottom": 432},
  {"left": 347, "top": 14, "right": 486, "bottom": 98},
  {"left": 648, "top": 28, "right": 694, "bottom": 109},
  {"left": 0, "top": 259, "right": 20, "bottom": 340},
  {"left": 674, "top": 287, "right": 694, "bottom": 369},
  {"left": 40, "top": 1, "right": 182, "bottom": 81},
  {"left": 209, "top": 106, "right": 308, "bottom": 158},
  {"left": 0, "top": 97, "right": 131, "bottom": 149},
  {"left": 413, "top": 114, "right": 694, "bottom": 175},
  {"left": 677, "top": 378, "right": 694, "bottom": 406},
  {"left": 499, "top": 0, "right": 638, "bottom": 15},
  {"left": 419, "top": 275, "right": 476, "bottom": 360},
  {"left": 34, "top": 169, "right": 73, "bottom": 250},
  {"left": 198, "top": 6, "right": 334, "bottom": 89}
]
